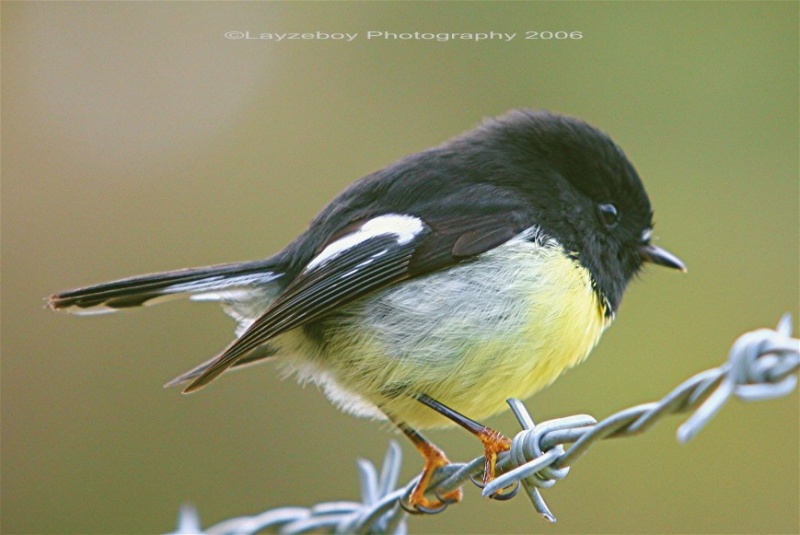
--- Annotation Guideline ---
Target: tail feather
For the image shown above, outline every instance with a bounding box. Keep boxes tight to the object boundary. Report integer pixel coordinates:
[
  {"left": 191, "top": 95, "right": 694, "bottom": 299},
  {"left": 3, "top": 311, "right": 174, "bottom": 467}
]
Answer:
[{"left": 48, "top": 259, "right": 282, "bottom": 315}]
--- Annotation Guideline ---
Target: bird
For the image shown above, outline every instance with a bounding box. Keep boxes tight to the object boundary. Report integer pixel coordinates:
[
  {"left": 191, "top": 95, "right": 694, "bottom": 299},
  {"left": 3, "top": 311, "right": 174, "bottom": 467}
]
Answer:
[{"left": 48, "top": 109, "right": 686, "bottom": 513}]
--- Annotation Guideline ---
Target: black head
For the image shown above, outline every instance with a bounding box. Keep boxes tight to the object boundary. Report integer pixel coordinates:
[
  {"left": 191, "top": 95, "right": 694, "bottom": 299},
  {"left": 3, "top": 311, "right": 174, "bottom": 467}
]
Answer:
[{"left": 467, "top": 110, "right": 685, "bottom": 314}]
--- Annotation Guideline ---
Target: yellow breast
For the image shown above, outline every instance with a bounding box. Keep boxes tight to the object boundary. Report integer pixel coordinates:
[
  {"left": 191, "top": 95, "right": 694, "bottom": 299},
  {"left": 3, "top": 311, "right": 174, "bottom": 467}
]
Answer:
[{"left": 278, "top": 236, "right": 610, "bottom": 429}]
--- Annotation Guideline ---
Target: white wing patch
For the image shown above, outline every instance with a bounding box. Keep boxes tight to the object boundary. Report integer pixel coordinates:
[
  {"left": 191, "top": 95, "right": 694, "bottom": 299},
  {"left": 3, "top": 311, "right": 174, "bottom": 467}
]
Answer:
[{"left": 305, "top": 214, "right": 425, "bottom": 271}]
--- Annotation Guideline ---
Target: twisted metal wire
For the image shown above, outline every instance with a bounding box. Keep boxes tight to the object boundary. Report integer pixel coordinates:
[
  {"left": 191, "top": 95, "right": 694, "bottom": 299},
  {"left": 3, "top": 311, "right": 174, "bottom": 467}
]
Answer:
[{"left": 169, "top": 315, "right": 799, "bottom": 534}]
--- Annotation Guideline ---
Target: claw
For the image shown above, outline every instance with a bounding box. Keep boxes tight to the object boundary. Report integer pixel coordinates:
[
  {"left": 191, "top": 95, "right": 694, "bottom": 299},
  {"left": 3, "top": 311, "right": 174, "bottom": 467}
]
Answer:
[
  {"left": 478, "top": 427, "right": 512, "bottom": 485},
  {"left": 400, "top": 498, "right": 449, "bottom": 515},
  {"left": 400, "top": 497, "right": 432, "bottom": 515},
  {"left": 390, "top": 419, "right": 464, "bottom": 514},
  {"left": 486, "top": 480, "right": 520, "bottom": 501},
  {"left": 401, "top": 485, "right": 462, "bottom": 515},
  {"left": 469, "top": 471, "right": 486, "bottom": 489}
]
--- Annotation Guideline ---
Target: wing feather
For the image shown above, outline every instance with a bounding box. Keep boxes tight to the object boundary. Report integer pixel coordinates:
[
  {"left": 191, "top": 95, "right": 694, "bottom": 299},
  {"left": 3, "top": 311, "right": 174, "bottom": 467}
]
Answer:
[
  {"left": 181, "top": 233, "right": 417, "bottom": 392},
  {"left": 177, "top": 208, "right": 533, "bottom": 393}
]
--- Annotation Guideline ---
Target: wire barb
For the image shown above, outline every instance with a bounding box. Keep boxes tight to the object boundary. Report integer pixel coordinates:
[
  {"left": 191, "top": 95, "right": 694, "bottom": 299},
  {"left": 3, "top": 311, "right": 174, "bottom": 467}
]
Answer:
[{"left": 169, "top": 315, "right": 799, "bottom": 534}]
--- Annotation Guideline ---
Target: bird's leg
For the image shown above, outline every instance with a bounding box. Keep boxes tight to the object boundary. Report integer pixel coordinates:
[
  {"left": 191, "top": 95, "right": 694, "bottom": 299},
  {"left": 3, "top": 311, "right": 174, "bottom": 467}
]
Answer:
[
  {"left": 388, "top": 417, "right": 463, "bottom": 513},
  {"left": 415, "top": 394, "right": 515, "bottom": 497}
]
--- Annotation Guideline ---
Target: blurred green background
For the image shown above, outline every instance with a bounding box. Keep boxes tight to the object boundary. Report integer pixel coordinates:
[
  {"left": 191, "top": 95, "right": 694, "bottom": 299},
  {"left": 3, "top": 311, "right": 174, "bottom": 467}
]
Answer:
[{"left": 2, "top": 2, "right": 798, "bottom": 534}]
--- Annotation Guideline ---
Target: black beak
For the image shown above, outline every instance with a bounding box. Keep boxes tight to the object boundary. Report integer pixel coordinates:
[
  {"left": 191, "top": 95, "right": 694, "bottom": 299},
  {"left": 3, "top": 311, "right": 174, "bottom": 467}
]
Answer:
[{"left": 640, "top": 244, "right": 687, "bottom": 272}]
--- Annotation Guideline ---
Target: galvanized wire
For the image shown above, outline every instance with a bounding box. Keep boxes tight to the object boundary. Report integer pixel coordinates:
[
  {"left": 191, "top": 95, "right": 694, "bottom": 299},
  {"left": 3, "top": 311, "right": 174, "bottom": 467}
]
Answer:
[{"left": 169, "top": 315, "right": 799, "bottom": 534}]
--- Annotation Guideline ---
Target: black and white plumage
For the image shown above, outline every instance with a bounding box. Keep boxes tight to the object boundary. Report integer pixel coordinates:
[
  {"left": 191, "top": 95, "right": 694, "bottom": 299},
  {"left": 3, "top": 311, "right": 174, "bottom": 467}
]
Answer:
[
  {"left": 49, "top": 109, "right": 685, "bottom": 510},
  {"left": 50, "top": 108, "right": 685, "bottom": 411}
]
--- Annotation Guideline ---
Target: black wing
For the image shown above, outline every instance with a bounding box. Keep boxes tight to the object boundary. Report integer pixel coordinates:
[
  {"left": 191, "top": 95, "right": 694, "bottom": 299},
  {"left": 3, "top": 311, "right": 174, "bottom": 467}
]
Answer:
[{"left": 177, "top": 209, "right": 533, "bottom": 393}]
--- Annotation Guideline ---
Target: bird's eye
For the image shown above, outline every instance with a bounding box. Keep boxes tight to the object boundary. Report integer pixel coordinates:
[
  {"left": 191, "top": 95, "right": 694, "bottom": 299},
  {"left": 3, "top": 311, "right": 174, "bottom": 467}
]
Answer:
[{"left": 597, "top": 203, "right": 619, "bottom": 227}]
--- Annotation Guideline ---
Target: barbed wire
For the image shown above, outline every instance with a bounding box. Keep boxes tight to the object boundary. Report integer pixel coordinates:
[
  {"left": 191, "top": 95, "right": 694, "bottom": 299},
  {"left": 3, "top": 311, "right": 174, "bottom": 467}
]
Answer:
[{"left": 169, "top": 315, "right": 799, "bottom": 535}]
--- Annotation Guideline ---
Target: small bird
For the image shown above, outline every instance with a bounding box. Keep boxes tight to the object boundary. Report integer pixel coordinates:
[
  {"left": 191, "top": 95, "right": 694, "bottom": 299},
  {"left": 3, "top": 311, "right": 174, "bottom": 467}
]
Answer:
[{"left": 49, "top": 110, "right": 685, "bottom": 512}]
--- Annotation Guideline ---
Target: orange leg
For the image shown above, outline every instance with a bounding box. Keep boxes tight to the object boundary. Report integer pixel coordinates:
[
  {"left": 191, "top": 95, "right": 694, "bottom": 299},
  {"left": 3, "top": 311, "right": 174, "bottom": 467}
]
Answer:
[
  {"left": 474, "top": 426, "right": 512, "bottom": 486},
  {"left": 416, "top": 394, "right": 514, "bottom": 492},
  {"left": 394, "top": 420, "right": 463, "bottom": 513}
]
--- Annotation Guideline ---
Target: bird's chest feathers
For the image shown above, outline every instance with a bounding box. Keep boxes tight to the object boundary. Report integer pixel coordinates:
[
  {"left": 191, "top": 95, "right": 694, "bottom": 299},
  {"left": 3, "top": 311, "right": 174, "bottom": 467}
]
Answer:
[
  {"left": 284, "top": 236, "right": 609, "bottom": 425},
  {"left": 348, "top": 237, "right": 606, "bottom": 361}
]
